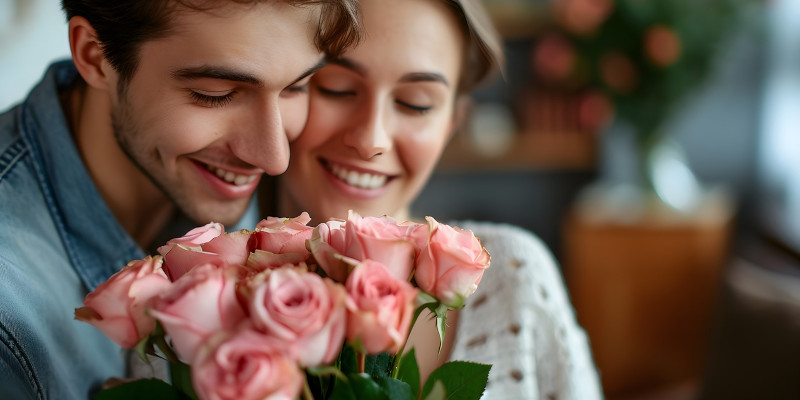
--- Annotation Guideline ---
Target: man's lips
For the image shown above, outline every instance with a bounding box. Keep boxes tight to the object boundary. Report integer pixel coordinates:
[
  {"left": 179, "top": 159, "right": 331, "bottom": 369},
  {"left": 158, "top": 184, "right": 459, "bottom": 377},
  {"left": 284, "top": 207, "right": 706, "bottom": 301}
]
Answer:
[{"left": 199, "top": 162, "right": 261, "bottom": 186}]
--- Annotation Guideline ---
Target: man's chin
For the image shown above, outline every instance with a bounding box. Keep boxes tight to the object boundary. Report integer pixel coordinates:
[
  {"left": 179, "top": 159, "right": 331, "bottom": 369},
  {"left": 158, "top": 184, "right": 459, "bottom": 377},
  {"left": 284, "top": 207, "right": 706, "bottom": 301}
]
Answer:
[{"left": 183, "top": 200, "right": 251, "bottom": 228}]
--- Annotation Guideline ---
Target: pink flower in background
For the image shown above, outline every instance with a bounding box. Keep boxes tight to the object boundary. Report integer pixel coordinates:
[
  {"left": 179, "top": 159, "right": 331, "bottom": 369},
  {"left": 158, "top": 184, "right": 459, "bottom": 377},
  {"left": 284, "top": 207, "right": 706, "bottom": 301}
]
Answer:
[
  {"left": 157, "top": 222, "right": 224, "bottom": 257},
  {"left": 344, "top": 211, "right": 419, "bottom": 281},
  {"left": 254, "top": 212, "right": 314, "bottom": 258},
  {"left": 149, "top": 263, "right": 247, "bottom": 363},
  {"left": 645, "top": 24, "right": 682, "bottom": 67},
  {"left": 244, "top": 266, "right": 347, "bottom": 367},
  {"left": 75, "top": 256, "right": 171, "bottom": 348},
  {"left": 345, "top": 260, "right": 418, "bottom": 354},
  {"left": 307, "top": 218, "right": 348, "bottom": 282},
  {"left": 413, "top": 217, "right": 491, "bottom": 308},
  {"left": 192, "top": 327, "right": 303, "bottom": 400}
]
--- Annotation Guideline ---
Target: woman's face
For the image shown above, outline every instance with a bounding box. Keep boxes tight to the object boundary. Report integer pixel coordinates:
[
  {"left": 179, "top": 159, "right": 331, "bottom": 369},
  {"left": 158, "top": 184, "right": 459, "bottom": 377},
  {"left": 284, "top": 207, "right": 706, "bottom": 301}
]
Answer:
[{"left": 281, "top": 0, "right": 465, "bottom": 223}]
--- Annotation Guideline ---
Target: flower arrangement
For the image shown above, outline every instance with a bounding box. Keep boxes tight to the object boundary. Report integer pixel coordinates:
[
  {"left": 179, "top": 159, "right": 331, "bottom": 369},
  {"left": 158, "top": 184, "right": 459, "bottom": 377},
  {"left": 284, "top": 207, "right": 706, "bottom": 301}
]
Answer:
[
  {"left": 75, "top": 211, "right": 492, "bottom": 400},
  {"left": 530, "top": 0, "right": 750, "bottom": 159}
]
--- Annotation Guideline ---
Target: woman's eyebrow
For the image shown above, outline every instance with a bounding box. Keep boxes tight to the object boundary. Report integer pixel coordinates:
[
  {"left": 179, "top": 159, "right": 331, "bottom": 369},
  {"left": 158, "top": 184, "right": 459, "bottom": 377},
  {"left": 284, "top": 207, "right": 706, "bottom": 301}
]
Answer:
[
  {"left": 328, "top": 58, "right": 449, "bottom": 87},
  {"left": 328, "top": 58, "right": 366, "bottom": 76},
  {"left": 399, "top": 72, "right": 449, "bottom": 87}
]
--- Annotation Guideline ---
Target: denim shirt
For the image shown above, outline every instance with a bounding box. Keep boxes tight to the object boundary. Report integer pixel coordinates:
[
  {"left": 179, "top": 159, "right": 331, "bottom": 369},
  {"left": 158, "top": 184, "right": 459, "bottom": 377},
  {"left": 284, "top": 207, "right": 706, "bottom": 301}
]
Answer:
[{"left": 0, "top": 61, "right": 259, "bottom": 399}]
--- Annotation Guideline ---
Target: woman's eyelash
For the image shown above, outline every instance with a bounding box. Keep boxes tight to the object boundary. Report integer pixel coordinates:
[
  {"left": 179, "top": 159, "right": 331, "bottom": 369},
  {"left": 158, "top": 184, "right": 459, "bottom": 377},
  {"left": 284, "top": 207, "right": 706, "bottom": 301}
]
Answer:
[
  {"left": 316, "top": 85, "right": 431, "bottom": 114},
  {"left": 316, "top": 86, "right": 355, "bottom": 97},
  {"left": 397, "top": 100, "right": 431, "bottom": 114},
  {"left": 189, "top": 91, "right": 234, "bottom": 108}
]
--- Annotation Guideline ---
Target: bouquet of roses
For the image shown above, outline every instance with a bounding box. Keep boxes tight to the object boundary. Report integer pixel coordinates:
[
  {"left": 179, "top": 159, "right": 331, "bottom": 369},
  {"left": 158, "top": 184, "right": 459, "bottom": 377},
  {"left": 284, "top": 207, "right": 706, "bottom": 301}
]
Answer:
[{"left": 75, "top": 210, "right": 492, "bottom": 400}]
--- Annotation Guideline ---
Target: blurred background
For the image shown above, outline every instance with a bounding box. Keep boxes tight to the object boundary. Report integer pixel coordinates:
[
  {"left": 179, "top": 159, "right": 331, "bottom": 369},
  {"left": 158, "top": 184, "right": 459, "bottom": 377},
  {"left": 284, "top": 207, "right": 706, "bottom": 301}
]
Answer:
[{"left": 2, "top": 0, "right": 799, "bottom": 399}]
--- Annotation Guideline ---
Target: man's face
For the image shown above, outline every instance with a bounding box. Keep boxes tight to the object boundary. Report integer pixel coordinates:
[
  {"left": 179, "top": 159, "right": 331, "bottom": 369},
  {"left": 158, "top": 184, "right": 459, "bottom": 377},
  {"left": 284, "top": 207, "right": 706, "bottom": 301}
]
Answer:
[{"left": 110, "top": 2, "right": 323, "bottom": 226}]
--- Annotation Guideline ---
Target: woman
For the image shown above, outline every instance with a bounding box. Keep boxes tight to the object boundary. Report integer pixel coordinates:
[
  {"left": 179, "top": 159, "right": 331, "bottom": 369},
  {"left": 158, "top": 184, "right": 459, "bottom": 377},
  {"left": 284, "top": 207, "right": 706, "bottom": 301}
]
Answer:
[{"left": 263, "top": 0, "right": 604, "bottom": 398}]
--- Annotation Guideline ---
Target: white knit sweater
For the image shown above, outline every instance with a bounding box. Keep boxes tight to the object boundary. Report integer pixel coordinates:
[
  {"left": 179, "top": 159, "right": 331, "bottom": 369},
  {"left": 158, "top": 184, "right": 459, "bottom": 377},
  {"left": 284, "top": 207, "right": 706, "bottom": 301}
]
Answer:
[{"left": 448, "top": 221, "right": 604, "bottom": 400}]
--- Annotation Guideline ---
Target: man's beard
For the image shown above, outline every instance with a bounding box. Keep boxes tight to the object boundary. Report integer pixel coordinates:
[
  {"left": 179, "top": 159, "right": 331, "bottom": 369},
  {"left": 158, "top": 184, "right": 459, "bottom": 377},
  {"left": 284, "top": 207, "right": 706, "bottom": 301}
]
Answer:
[{"left": 109, "top": 87, "right": 250, "bottom": 226}]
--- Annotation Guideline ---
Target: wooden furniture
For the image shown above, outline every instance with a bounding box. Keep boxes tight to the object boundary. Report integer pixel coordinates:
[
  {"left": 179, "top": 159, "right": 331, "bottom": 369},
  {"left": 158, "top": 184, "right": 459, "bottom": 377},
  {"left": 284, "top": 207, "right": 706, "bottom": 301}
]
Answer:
[{"left": 563, "top": 187, "right": 735, "bottom": 399}]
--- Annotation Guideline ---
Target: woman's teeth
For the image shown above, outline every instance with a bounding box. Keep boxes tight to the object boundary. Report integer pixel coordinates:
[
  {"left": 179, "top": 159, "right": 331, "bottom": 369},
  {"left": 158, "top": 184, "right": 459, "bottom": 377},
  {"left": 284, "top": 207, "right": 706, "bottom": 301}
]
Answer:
[
  {"left": 207, "top": 165, "right": 258, "bottom": 186},
  {"left": 329, "top": 163, "right": 387, "bottom": 189}
]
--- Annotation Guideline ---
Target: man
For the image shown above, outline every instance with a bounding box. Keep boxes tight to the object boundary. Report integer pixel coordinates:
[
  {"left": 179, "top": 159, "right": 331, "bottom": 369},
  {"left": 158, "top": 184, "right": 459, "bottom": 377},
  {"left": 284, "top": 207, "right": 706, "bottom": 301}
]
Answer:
[{"left": 0, "top": 0, "right": 360, "bottom": 398}]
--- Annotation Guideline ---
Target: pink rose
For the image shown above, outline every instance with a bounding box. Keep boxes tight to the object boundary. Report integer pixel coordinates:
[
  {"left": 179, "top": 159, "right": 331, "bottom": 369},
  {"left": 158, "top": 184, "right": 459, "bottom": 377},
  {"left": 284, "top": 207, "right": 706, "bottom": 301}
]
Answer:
[
  {"left": 157, "top": 222, "right": 224, "bottom": 257},
  {"left": 307, "top": 218, "right": 348, "bottom": 282},
  {"left": 162, "top": 245, "right": 225, "bottom": 281},
  {"left": 162, "top": 230, "right": 254, "bottom": 281},
  {"left": 192, "top": 326, "right": 303, "bottom": 400},
  {"left": 344, "top": 211, "right": 419, "bottom": 281},
  {"left": 75, "top": 256, "right": 171, "bottom": 348},
  {"left": 413, "top": 217, "right": 491, "bottom": 308},
  {"left": 149, "top": 263, "right": 247, "bottom": 363},
  {"left": 345, "top": 260, "right": 418, "bottom": 354},
  {"left": 243, "top": 266, "right": 346, "bottom": 367},
  {"left": 254, "top": 212, "right": 314, "bottom": 258},
  {"left": 201, "top": 229, "right": 256, "bottom": 265},
  {"left": 245, "top": 249, "right": 307, "bottom": 273}
]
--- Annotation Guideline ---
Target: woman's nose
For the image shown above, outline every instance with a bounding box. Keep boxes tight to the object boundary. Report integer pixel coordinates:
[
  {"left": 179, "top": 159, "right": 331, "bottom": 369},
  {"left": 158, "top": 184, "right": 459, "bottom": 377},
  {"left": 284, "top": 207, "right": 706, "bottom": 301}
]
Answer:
[{"left": 343, "top": 101, "right": 392, "bottom": 160}]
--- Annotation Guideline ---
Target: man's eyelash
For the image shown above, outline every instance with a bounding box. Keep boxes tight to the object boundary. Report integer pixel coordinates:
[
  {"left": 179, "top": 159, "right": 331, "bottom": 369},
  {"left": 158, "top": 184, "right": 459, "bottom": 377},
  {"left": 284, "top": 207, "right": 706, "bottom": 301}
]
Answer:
[
  {"left": 189, "top": 91, "right": 234, "bottom": 107},
  {"left": 286, "top": 83, "right": 309, "bottom": 93}
]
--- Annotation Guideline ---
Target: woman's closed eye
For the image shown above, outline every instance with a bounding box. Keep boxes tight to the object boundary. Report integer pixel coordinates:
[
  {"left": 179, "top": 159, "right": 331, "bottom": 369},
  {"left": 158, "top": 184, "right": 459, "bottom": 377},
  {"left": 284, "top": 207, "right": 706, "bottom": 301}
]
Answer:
[
  {"left": 316, "top": 85, "right": 356, "bottom": 97},
  {"left": 396, "top": 100, "right": 431, "bottom": 115},
  {"left": 188, "top": 90, "right": 235, "bottom": 108}
]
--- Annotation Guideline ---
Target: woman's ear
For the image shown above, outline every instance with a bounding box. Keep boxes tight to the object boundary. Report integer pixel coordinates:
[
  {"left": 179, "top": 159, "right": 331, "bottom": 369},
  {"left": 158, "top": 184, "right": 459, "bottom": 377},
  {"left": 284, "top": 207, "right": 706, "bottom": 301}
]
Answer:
[{"left": 69, "top": 16, "right": 114, "bottom": 91}]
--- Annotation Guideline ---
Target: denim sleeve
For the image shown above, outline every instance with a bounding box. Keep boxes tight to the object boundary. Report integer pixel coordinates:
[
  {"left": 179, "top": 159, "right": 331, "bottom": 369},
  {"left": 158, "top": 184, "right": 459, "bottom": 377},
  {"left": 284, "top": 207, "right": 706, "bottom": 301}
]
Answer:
[{"left": 0, "top": 325, "right": 43, "bottom": 400}]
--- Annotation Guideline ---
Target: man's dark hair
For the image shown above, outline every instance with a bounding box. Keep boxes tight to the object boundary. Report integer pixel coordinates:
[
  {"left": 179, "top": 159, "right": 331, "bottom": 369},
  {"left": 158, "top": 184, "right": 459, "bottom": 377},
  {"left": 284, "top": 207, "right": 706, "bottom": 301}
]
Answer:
[{"left": 61, "top": 0, "right": 362, "bottom": 85}]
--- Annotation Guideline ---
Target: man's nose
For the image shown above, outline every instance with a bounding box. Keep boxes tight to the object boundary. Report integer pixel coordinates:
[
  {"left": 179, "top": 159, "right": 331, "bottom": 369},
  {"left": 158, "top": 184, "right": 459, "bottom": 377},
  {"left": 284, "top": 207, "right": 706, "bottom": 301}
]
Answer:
[{"left": 231, "top": 97, "right": 290, "bottom": 176}]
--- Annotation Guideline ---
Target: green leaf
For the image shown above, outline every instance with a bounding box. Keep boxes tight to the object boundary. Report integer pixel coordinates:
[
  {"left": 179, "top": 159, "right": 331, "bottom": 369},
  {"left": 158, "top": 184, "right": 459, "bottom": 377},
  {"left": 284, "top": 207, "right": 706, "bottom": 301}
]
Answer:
[
  {"left": 329, "top": 374, "right": 357, "bottom": 400},
  {"left": 421, "top": 361, "right": 491, "bottom": 400},
  {"left": 307, "top": 365, "right": 348, "bottom": 381},
  {"left": 169, "top": 361, "right": 197, "bottom": 400},
  {"left": 365, "top": 352, "right": 393, "bottom": 377},
  {"left": 339, "top": 344, "right": 358, "bottom": 374},
  {"left": 395, "top": 348, "right": 420, "bottom": 396},
  {"left": 375, "top": 376, "right": 415, "bottom": 400},
  {"left": 134, "top": 335, "right": 153, "bottom": 365},
  {"left": 92, "top": 379, "right": 192, "bottom": 400},
  {"left": 349, "top": 373, "right": 389, "bottom": 400},
  {"left": 422, "top": 381, "right": 447, "bottom": 400},
  {"left": 433, "top": 304, "right": 449, "bottom": 354}
]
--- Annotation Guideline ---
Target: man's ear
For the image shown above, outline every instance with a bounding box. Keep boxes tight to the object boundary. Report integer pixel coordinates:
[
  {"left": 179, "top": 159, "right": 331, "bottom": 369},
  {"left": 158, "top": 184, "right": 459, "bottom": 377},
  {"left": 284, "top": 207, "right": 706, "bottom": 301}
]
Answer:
[{"left": 69, "top": 16, "right": 114, "bottom": 91}]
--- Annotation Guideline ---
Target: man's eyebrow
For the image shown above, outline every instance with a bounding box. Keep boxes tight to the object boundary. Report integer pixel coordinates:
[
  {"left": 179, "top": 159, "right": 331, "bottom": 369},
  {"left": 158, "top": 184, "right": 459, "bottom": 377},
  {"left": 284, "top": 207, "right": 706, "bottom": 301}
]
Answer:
[
  {"left": 171, "top": 58, "right": 326, "bottom": 88},
  {"left": 172, "top": 66, "right": 263, "bottom": 86},
  {"left": 290, "top": 58, "right": 327, "bottom": 86},
  {"left": 329, "top": 58, "right": 449, "bottom": 87}
]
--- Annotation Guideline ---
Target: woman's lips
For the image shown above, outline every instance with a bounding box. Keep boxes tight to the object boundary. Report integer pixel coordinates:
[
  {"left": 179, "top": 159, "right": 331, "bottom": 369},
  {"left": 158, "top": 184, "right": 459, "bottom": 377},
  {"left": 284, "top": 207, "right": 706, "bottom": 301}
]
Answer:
[{"left": 321, "top": 159, "right": 391, "bottom": 190}]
